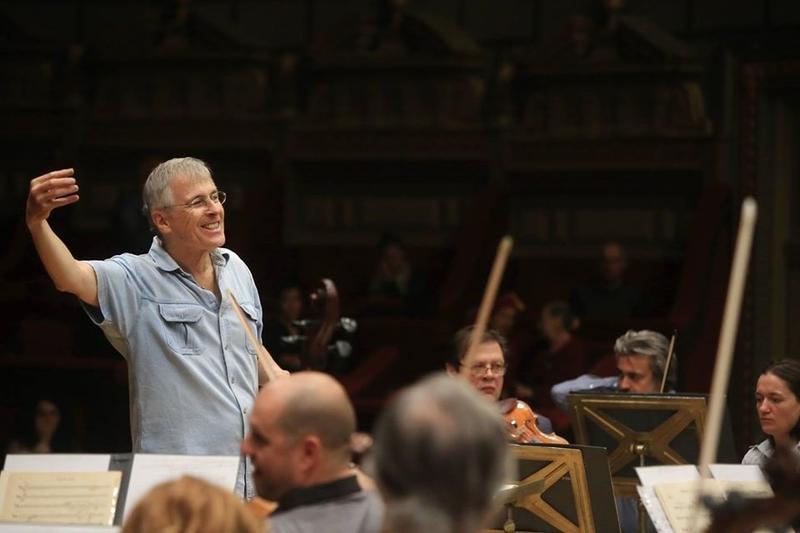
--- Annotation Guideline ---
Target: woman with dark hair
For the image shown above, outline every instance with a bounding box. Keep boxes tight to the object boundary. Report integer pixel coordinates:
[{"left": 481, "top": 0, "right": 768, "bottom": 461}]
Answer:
[
  {"left": 742, "top": 359, "right": 800, "bottom": 466},
  {"left": 7, "top": 396, "right": 75, "bottom": 454},
  {"left": 514, "top": 301, "right": 588, "bottom": 432}
]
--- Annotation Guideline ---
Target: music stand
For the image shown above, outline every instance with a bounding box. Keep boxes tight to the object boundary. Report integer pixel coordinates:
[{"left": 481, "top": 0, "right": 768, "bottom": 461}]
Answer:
[
  {"left": 487, "top": 443, "right": 620, "bottom": 533},
  {"left": 567, "top": 392, "right": 737, "bottom": 498}
]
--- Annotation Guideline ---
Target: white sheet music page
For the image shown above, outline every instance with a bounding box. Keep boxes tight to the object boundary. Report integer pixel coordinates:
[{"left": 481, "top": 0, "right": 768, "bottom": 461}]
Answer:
[
  {"left": 123, "top": 454, "right": 238, "bottom": 521},
  {"left": 3, "top": 455, "right": 111, "bottom": 473},
  {"left": 0, "top": 471, "right": 121, "bottom": 526}
]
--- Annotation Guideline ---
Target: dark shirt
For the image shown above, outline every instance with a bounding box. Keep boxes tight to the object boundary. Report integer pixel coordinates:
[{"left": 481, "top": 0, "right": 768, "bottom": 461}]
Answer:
[
  {"left": 570, "top": 281, "right": 642, "bottom": 318},
  {"left": 275, "top": 475, "right": 361, "bottom": 514},
  {"left": 521, "top": 337, "right": 590, "bottom": 410},
  {"left": 269, "top": 475, "right": 384, "bottom": 533}
]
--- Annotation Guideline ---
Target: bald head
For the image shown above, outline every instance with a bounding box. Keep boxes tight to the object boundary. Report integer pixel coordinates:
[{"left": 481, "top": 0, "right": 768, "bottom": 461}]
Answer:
[
  {"left": 243, "top": 372, "right": 358, "bottom": 499},
  {"left": 257, "top": 372, "right": 355, "bottom": 456}
]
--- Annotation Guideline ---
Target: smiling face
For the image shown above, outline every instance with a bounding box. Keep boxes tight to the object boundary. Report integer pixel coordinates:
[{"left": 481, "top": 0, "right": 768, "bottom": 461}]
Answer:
[
  {"left": 153, "top": 174, "right": 225, "bottom": 256},
  {"left": 756, "top": 372, "right": 800, "bottom": 443}
]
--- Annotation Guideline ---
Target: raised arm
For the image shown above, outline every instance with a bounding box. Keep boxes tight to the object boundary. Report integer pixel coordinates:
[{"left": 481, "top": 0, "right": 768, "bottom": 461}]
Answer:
[{"left": 26, "top": 168, "right": 98, "bottom": 307}]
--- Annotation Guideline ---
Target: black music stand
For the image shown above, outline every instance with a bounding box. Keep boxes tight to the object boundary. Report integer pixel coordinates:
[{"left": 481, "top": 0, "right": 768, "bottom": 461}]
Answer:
[
  {"left": 487, "top": 443, "right": 620, "bottom": 533},
  {"left": 567, "top": 392, "right": 737, "bottom": 498}
]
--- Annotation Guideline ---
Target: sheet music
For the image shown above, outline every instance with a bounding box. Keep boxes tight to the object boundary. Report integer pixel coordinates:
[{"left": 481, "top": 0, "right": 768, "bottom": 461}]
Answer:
[
  {"left": 708, "top": 463, "right": 766, "bottom": 482},
  {"left": 0, "top": 525, "right": 119, "bottom": 533},
  {"left": 654, "top": 479, "right": 722, "bottom": 533},
  {"left": 123, "top": 455, "right": 238, "bottom": 520},
  {"left": 0, "top": 471, "right": 121, "bottom": 526},
  {"left": 654, "top": 478, "right": 773, "bottom": 533},
  {"left": 635, "top": 465, "right": 700, "bottom": 487},
  {"left": 636, "top": 465, "right": 779, "bottom": 533},
  {"left": 3, "top": 455, "right": 111, "bottom": 473},
  {"left": 637, "top": 485, "right": 673, "bottom": 533}
]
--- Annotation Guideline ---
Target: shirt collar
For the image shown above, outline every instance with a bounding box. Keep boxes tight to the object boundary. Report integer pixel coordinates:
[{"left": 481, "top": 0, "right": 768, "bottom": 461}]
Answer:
[
  {"left": 274, "top": 475, "right": 361, "bottom": 514},
  {"left": 755, "top": 439, "right": 773, "bottom": 456},
  {"left": 148, "top": 236, "right": 229, "bottom": 272}
]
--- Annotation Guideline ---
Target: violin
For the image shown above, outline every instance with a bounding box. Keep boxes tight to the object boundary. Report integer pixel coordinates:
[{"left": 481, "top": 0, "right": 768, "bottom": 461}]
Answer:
[{"left": 499, "top": 398, "right": 569, "bottom": 445}]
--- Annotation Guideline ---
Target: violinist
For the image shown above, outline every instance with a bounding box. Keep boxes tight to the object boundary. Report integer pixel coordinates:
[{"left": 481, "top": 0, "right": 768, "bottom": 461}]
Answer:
[
  {"left": 549, "top": 329, "right": 675, "bottom": 533},
  {"left": 743, "top": 359, "right": 800, "bottom": 466},
  {"left": 550, "top": 329, "right": 676, "bottom": 411},
  {"left": 445, "top": 326, "right": 565, "bottom": 443},
  {"left": 515, "top": 301, "right": 589, "bottom": 432},
  {"left": 263, "top": 281, "right": 306, "bottom": 372}
]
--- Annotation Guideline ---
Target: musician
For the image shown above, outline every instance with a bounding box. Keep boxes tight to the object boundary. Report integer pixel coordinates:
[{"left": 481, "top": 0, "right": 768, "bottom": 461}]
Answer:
[
  {"left": 550, "top": 329, "right": 675, "bottom": 411},
  {"left": 549, "top": 329, "right": 674, "bottom": 533},
  {"left": 25, "top": 158, "right": 286, "bottom": 499},
  {"left": 241, "top": 372, "right": 383, "bottom": 533},
  {"left": 743, "top": 359, "right": 800, "bottom": 466},
  {"left": 368, "top": 374, "right": 510, "bottom": 533},
  {"left": 515, "top": 301, "right": 589, "bottom": 431},
  {"left": 489, "top": 292, "right": 526, "bottom": 337},
  {"left": 263, "top": 281, "right": 305, "bottom": 372},
  {"left": 446, "top": 326, "right": 555, "bottom": 436}
]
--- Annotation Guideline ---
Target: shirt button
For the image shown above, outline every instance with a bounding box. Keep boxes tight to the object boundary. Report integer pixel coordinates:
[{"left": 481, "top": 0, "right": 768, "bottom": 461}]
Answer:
[{"left": 231, "top": 377, "right": 236, "bottom": 385}]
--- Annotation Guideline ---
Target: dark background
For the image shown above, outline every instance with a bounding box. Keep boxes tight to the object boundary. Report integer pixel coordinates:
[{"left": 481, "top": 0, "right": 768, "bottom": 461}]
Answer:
[{"left": 1, "top": 0, "right": 799, "bottom": 460}]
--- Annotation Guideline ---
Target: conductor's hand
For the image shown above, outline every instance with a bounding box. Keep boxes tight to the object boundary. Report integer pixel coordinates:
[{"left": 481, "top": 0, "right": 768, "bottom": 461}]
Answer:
[{"left": 26, "top": 168, "right": 80, "bottom": 228}]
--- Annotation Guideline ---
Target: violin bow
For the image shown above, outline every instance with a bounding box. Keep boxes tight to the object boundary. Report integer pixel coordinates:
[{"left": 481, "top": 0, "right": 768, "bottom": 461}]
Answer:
[
  {"left": 659, "top": 330, "right": 677, "bottom": 393},
  {"left": 464, "top": 236, "right": 514, "bottom": 363},
  {"left": 698, "top": 198, "right": 757, "bottom": 477},
  {"left": 686, "top": 198, "right": 758, "bottom": 533},
  {"left": 228, "top": 289, "right": 281, "bottom": 383}
]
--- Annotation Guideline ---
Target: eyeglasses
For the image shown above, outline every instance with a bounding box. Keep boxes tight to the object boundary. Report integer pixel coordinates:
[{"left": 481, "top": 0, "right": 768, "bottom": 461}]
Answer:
[
  {"left": 461, "top": 362, "right": 507, "bottom": 377},
  {"left": 162, "top": 191, "right": 226, "bottom": 210}
]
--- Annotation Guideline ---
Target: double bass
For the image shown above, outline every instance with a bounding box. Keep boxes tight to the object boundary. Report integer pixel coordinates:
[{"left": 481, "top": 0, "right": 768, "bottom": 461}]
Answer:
[{"left": 275, "top": 278, "right": 357, "bottom": 372}]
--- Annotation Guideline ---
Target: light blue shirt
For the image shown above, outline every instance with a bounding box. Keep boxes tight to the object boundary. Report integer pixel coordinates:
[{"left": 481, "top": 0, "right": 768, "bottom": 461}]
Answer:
[
  {"left": 550, "top": 374, "right": 619, "bottom": 411},
  {"left": 82, "top": 237, "right": 262, "bottom": 498}
]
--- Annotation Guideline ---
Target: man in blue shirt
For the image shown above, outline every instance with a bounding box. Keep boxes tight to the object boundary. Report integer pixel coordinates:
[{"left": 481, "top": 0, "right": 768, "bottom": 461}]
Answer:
[{"left": 25, "top": 157, "right": 286, "bottom": 498}]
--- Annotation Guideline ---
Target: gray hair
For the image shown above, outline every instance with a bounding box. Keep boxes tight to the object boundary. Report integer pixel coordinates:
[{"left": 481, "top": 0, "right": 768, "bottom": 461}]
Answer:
[
  {"left": 368, "top": 373, "right": 511, "bottom": 533},
  {"left": 614, "top": 329, "right": 677, "bottom": 390},
  {"left": 141, "top": 157, "right": 213, "bottom": 229}
]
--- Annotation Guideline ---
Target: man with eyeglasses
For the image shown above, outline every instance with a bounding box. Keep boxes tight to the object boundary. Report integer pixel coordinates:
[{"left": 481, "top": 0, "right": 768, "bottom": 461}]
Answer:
[
  {"left": 25, "top": 157, "right": 286, "bottom": 499},
  {"left": 445, "top": 326, "right": 555, "bottom": 437}
]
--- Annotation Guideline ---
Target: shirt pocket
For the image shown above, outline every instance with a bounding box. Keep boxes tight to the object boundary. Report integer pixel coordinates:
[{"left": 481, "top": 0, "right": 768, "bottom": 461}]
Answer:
[
  {"left": 238, "top": 303, "right": 260, "bottom": 356},
  {"left": 158, "top": 303, "right": 204, "bottom": 356}
]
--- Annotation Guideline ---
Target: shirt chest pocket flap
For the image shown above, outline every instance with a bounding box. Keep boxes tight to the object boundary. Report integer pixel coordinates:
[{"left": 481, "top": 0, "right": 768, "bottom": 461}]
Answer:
[
  {"left": 238, "top": 303, "right": 260, "bottom": 355},
  {"left": 158, "top": 303, "right": 204, "bottom": 355}
]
